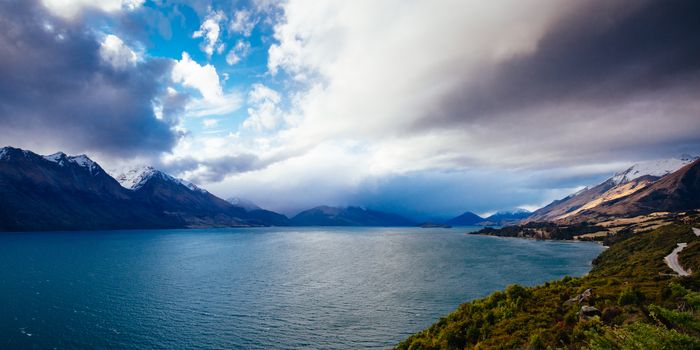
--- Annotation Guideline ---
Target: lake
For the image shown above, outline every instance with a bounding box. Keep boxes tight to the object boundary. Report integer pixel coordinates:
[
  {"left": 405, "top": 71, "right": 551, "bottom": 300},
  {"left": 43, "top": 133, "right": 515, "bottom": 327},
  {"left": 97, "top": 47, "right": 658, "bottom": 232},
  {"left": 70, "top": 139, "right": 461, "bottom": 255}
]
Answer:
[{"left": 0, "top": 227, "right": 604, "bottom": 349}]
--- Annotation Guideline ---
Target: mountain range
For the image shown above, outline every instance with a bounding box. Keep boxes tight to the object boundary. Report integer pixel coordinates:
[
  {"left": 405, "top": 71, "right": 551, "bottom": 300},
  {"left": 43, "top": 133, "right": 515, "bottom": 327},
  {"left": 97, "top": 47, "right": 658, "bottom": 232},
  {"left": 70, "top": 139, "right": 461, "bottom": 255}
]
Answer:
[
  {"left": 0, "top": 147, "right": 287, "bottom": 231},
  {"left": 0, "top": 147, "right": 424, "bottom": 230},
  {"left": 2, "top": 146, "right": 699, "bottom": 231},
  {"left": 290, "top": 206, "right": 416, "bottom": 226},
  {"left": 445, "top": 209, "right": 532, "bottom": 226},
  {"left": 526, "top": 156, "right": 700, "bottom": 224}
]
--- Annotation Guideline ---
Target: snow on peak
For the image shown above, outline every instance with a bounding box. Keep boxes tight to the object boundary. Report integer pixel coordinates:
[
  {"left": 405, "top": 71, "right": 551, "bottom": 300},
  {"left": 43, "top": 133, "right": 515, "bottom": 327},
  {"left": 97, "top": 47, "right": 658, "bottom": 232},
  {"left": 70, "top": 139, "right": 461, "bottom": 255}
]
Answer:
[
  {"left": 175, "top": 177, "right": 206, "bottom": 193},
  {"left": 43, "top": 152, "right": 100, "bottom": 174},
  {"left": 44, "top": 152, "right": 67, "bottom": 163},
  {"left": 114, "top": 166, "right": 159, "bottom": 190},
  {"left": 114, "top": 165, "right": 206, "bottom": 193},
  {"left": 0, "top": 147, "right": 10, "bottom": 160},
  {"left": 611, "top": 156, "right": 698, "bottom": 185},
  {"left": 70, "top": 155, "right": 96, "bottom": 170}
]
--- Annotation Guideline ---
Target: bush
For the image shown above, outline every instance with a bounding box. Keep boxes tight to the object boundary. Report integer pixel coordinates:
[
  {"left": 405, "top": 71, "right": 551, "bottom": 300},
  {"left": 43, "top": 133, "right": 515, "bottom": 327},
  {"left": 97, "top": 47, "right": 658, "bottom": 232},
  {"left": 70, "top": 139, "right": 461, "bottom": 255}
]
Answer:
[
  {"left": 587, "top": 322, "right": 700, "bottom": 350},
  {"left": 528, "top": 332, "right": 545, "bottom": 350},
  {"left": 505, "top": 284, "right": 530, "bottom": 301},
  {"left": 618, "top": 285, "right": 645, "bottom": 306}
]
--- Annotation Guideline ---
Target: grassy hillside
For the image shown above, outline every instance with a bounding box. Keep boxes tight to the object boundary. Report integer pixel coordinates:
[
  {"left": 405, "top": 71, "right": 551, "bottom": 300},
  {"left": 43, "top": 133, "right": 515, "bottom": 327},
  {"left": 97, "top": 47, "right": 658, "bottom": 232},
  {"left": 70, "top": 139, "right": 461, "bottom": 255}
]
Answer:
[{"left": 396, "top": 221, "right": 700, "bottom": 349}]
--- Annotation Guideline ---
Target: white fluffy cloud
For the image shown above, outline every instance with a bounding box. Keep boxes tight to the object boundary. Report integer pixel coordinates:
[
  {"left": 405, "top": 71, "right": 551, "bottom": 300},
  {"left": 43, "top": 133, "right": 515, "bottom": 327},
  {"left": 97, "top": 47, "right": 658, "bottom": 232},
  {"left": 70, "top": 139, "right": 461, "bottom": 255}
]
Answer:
[
  {"left": 261, "top": 1, "right": 569, "bottom": 169},
  {"left": 172, "top": 52, "right": 222, "bottom": 101},
  {"left": 197, "top": 1, "right": 574, "bottom": 206},
  {"left": 171, "top": 52, "right": 242, "bottom": 117},
  {"left": 243, "top": 84, "right": 283, "bottom": 131},
  {"left": 225, "top": 40, "right": 251, "bottom": 66},
  {"left": 41, "top": 0, "right": 143, "bottom": 18},
  {"left": 99, "top": 34, "right": 137, "bottom": 69},
  {"left": 229, "top": 10, "right": 257, "bottom": 37},
  {"left": 193, "top": 10, "right": 226, "bottom": 57}
]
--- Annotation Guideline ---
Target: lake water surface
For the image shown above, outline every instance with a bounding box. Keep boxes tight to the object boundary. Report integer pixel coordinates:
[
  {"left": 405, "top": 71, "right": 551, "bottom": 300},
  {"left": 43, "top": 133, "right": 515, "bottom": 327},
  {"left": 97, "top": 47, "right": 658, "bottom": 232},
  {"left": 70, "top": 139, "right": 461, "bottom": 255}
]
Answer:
[{"left": 0, "top": 227, "right": 604, "bottom": 349}]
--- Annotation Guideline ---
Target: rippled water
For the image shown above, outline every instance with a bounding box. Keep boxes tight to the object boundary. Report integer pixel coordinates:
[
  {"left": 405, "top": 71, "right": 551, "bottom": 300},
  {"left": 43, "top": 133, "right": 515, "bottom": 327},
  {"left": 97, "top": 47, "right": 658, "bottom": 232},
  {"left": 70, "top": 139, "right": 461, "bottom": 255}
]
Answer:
[{"left": 0, "top": 227, "right": 604, "bottom": 349}]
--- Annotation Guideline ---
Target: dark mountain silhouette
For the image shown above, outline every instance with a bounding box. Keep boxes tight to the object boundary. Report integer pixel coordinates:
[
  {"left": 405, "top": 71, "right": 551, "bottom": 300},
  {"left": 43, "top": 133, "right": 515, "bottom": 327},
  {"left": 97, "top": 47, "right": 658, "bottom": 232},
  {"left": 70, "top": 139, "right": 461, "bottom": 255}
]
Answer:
[
  {"left": 0, "top": 147, "right": 179, "bottom": 231},
  {"left": 0, "top": 147, "right": 290, "bottom": 231},
  {"left": 445, "top": 211, "right": 484, "bottom": 226},
  {"left": 290, "top": 206, "right": 416, "bottom": 226}
]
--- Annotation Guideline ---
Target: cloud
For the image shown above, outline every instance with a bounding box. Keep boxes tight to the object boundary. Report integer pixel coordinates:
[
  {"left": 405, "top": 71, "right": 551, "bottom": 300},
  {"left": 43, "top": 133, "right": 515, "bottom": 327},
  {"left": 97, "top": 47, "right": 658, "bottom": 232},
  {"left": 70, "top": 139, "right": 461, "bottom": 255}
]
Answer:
[
  {"left": 163, "top": 153, "right": 266, "bottom": 183},
  {"left": 192, "top": 10, "right": 226, "bottom": 57},
  {"left": 263, "top": 0, "right": 700, "bottom": 168},
  {"left": 424, "top": 0, "right": 700, "bottom": 138},
  {"left": 0, "top": 0, "right": 180, "bottom": 158},
  {"left": 99, "top": 34, "right": 138, "bottom": 69},
  {"left": 202, "top": 118, "right": 219, "bottom": 128},
  {"left": 229, "top": 10, "right": 257, "bottom": 37},
  {"left": 172, "top": 52, "right": 223, "bottom": 101},
  {"left": 171, "top": 52, "right": 242, "bottom": 117},
  {"left": 41, "top": 0, "right": 144, "bottom": 18},
  {"left": 243, "top": 84, "right": 283, "bottom": 131},
  {"left": 225, "top": 40, "right": 250, "bottom": 65},
  {"left": 6, "top": 0, "right": 700, "bottom": 217},
  {"left": 198, "top": 0, "right": 700, "bottom": 215}
]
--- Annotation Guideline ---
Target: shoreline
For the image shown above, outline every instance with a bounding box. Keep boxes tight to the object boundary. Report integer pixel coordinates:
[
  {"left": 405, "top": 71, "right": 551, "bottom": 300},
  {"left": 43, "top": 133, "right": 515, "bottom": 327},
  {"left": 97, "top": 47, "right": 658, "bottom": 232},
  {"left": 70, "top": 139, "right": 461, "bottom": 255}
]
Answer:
[
  {"left": 467, "top": 230, "right": 609, "bottom": 246},
  {"left": 397, "top": 222, "right": 700, "bottom": 349}
]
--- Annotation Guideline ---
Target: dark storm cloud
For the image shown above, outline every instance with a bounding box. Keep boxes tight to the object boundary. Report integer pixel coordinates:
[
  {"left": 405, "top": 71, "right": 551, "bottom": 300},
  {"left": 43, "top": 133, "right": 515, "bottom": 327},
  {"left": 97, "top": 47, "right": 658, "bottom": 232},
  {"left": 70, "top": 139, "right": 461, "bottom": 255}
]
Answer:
[
  {"left": 0, "top": 0, "right": 181, "bottom": 157},
  {"left": 431, "top": 0, "right": 700, "bottom": 119},
  {"left": 420, "top": 0, "right": 700, "bottom": 161}
]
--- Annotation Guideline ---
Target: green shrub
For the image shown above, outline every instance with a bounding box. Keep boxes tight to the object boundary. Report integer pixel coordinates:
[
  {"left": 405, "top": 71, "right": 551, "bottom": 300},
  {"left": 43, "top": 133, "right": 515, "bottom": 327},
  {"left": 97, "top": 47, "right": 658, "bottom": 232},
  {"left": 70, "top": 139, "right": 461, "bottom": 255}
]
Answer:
[
  {"left": 587, "top": 322, "right": 700, "bottom": 350},
  {"left": 528, "top": 332, "right": 545, "bottom": 350},
  {"left": 618, "top": 285, "right": 645, "bottom": 306}
]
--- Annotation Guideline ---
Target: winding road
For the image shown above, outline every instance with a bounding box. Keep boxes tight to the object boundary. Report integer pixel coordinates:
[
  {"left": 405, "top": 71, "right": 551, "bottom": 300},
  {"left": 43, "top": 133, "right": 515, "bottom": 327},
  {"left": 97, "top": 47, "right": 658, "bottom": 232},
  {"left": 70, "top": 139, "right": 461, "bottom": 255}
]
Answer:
[
  {"left": 663, "top": 227, "right": 699, "bottom": 277},
  {"left": 665, "top": 243, "right": 691, "bottom": 276}
]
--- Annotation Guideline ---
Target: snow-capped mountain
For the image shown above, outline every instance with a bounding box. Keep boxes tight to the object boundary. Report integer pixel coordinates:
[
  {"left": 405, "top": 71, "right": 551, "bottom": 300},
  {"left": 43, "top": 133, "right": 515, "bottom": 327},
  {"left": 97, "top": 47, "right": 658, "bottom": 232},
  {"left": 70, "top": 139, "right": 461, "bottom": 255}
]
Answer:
[
  {"left": 528, "top": 155, "right": 700, "bottom": 223},
  {"left": 113, "top": 165, "right": 291, "bottom": 227},
  {"left": 114, "top": 166, "right": 206, "bottom": 193},
  {"left": 43, "top": 152, "right": 101, "bottom": 175},
  {"left": 0, "top": 146, "right": 291, "bottom": 231},
  {"left": 611, "top": 155, "right": 698, "bottom": 185}
]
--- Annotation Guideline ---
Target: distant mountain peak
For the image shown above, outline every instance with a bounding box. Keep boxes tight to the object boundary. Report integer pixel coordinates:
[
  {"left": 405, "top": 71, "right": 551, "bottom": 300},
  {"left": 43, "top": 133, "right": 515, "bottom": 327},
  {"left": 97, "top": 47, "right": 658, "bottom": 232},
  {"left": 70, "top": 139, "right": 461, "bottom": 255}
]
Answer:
[
  {"left": 114, "top": 166, "right": 205, "bottom": 193},
  {"left": 611, "top": 156, "right": 697, "bottom": 185},
  {"left": 445, "top": 211, "right": 484, "bottom": 226},
  {"left": 113, "top": 166, "right": 156, "bottom": 190},
  {"left": 43, "top": 151, "right": 101, "bottom": 174},
  {"left": 291, "top": 205, "right": 415, "bottom": 226}
]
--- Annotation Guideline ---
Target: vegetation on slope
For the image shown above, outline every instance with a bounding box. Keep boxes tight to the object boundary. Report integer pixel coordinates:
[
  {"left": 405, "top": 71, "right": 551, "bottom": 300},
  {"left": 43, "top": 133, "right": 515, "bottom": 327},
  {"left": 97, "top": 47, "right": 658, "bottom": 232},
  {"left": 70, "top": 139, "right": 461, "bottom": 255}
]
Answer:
[{"left": 396, "top": 221, "right": 700, "bottom": 349}]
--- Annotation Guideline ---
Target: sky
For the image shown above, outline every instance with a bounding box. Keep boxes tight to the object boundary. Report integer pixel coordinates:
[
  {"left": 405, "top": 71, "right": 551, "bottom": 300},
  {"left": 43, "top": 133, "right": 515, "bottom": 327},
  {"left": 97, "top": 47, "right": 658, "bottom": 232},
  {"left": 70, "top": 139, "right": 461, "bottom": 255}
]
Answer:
[{"left": 1, "top": 0, "right": 699, "bottom": 219}]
